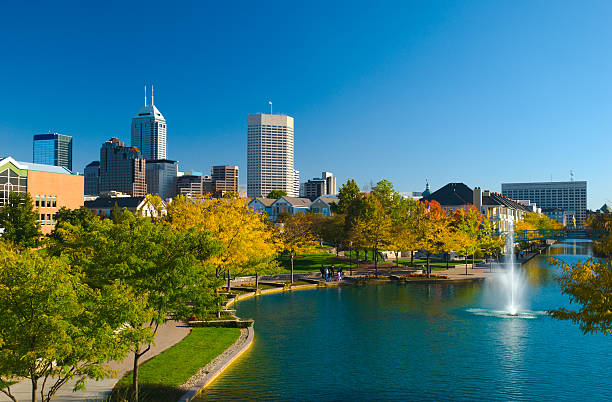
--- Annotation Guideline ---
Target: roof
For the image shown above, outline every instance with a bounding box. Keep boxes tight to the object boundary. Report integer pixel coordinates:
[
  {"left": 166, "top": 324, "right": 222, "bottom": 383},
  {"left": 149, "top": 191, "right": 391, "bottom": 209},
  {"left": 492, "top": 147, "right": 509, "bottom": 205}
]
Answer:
[
  {"left": 250, "top": 197, "right": 275, "bottom": 207},
  {"left": 273, "top": 196, "right": 312, "bottom": 207},
  {"left": 599, "top": 203, "right": 612, "bottom": 213},
  {"left": 422, "top": 182, "right": 473, "bottom": 206},
  {"left": 133, "top": 104, "right": 165, "bottom": 120},
  {"left": 0, "top": 156, "right": 73, "bottom": 175},
  {"left": 85, "top": 197, "right": 145, "bottom": 209},
  {"left": 483, "top": 192, "right": 531, "bottom": 212},
  {"left": 85, "top": 161, "right": 100, "bottom": 167},
  {"left": 313, "top": 196, "right": 338, "bottom": 205}
]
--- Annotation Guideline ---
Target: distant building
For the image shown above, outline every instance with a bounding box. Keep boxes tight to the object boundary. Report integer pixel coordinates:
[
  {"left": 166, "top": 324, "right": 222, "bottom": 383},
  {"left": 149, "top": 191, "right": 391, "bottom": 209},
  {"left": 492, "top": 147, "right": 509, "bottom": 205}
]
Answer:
[
  {"left": 302, "top": 178, "right": 327, "bottom": 201},
  {"left": 131, "top": 86, "right": 167, "bottom": 160},
  {"left": 99, "top": 138, "right": 146, "bottom": 197},
  {"left": 293, "top": 170, "right": 300, "bottom": 197},
  {"left": 310, "top": 196, "right": 338, "bottom": 216},
  {"left": 85, "top": 196, "right": 165, "bottom": 219},
  {"left": 501, "top": 181, "right": 587, "bottom": 226},
  {"left": 247, "top": 114, "right": 295, "bottom": 197},
  {"left": 33, "top": 133, "right": 73, "bottom": 171},
  {"left": 248, "top": 197, "right": 275, "bottom": 216},
  {"left": 84, "top": 161, "right": 100, "bottom": 196},
  {"left": 0, "top": 156, "right": 83, "bottom": 234},
  {"left": 322, "top": 172, "right": 336, "bottom": 195},
  {"left": 211, "top": 165, "right": 239, "bottom": 196},
  {"left": 176, "top": 174, "right": 213, "bottom": 197},
  {"left": 146, "top": 159, "right": 177, "bottom": 200},
  {"left": 269, "top": 196, "right": 311, "bottom": 221}
]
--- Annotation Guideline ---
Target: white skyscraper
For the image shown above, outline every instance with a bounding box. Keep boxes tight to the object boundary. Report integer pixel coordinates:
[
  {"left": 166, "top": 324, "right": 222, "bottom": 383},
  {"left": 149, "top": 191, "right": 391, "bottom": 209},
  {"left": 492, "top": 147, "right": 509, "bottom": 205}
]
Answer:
[
  {"left": 247, "top": 114, "right": 295, "bottom": 197},
  {"left": 293, "top": 170, "right": 300, "bottom": 197},
  {"left": 131, "top": 86, "right": 167, "bottom": 160}
]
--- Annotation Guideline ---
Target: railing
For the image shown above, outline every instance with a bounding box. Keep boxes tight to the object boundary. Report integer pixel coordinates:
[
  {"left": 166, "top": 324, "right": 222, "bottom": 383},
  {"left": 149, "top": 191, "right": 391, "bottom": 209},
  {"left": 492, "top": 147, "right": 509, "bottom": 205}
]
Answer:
[{"left": 512, "top": 228, "right": 600, "bottom": 243}]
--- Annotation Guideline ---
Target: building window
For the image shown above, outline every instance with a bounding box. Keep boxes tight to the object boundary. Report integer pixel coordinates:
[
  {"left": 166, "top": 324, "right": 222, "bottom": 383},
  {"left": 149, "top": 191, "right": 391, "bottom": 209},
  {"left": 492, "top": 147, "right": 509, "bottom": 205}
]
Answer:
[
  {"left": 35, "top": 195, "right": 40, "bottom": 207},
  {"left": 40, "top": 214, "right": 45, "bottom": 224},
  {"left": 46, "top": 196, "right": 51, "bottom": 208},
  {"left": 47, "top": 214, "right": 51, "bottom": 225},
  {"left": 52, "top": 196, "right": 57, "bottom": 208}
]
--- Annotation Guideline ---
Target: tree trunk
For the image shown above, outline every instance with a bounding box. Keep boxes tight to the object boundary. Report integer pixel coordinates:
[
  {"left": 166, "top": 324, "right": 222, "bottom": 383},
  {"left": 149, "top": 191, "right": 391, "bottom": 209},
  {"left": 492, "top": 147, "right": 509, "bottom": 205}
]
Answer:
[
  {"left": 31, "top": 375, "right": 37, "bottom": 402},
  {"left": 374, "top": 248, "right": 378, "bottom": 276},
  {"left": 227, "top": 269, "right": 231, "bottom": 292},
  {"left": 446, "top": 253, "right": 449, "bottom": 269},
  {"left": 410, "top": 250, "right": 414, "bottom": 267},
  {"left": 465, "top": 255, "right": 468, "bottom": 275},
  {"left": 472, "top": 254, "right": 475, "bottom": 270},
  {"left": 396, "top": 251, "right": 399, "bottom": 269},
  {"left": 255, "top": 272, "right": 259, "bottom": 290},
  {"left": 290, "top": 250, "right": 294, "bottom": 284},
  {"left": 426, "top": 253, "right": 430, "bottom": 278},
  {"left": 132, "top": 349, "right": 140, "bottom": 402}
]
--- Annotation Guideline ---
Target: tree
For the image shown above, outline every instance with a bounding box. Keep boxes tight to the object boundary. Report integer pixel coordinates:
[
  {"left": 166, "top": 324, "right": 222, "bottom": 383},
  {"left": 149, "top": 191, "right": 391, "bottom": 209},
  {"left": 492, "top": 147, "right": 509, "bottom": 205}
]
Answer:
[
  {"left": 166, "top": 195, "right": 280, "bottom": 290},
  {"left": 452, "top": 207, "right": 481, "bottom": 275},
  {"left": 278, "top": 213, "right": 319, "bottom": 283},
  {"left": 548, "top": 258, "right": 612, "bottom": 335},
  {"left": 389, "top": 198, "right": 419, "bottom": 268},
  {"left": 49, "top": 211, "right": 221, "bottom": 401},
  {"left": 49, "top": 206, "right": 94, "bottom": 242},
  {"left": 314, "top": 213, "right": 346, "bottom": 255},
  {"left": 350, "top": 195, "right": 392, "bottom": 276},
  {"left": 109, "top": 202, "right": 123, "bottom": 224},
  {"left": 477, "top": 216, "right": 505, "bottom": 270},
  {"left": 0, "top": 192, "right": 40, "bottom": 248},
  {"left": 334, "top": 179, "right": 360, "bottom": 214},
  {"left": 414, "top": 200, "right": 450, "bottom": 278},
  {"left": 371, "top": 179, "right": 401, "bottom": 212},
  {"left": 267, "top": 190, "right": 287, "bottom": 199},
  {"left": 0, "top": 242, "right": 148, "bottom": 402},
  {"left": 586, "top": 213, "right": 612, "bottom": 257}
]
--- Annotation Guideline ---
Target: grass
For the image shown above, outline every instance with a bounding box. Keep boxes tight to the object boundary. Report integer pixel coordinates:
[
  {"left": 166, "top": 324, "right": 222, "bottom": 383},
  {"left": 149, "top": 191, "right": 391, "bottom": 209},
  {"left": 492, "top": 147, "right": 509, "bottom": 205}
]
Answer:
[
  {"left": 278, "top": 251, "right": 345, "bottom": 272},
  {"left": 110, "top": 327, "right": 240, "bottom": 401}
]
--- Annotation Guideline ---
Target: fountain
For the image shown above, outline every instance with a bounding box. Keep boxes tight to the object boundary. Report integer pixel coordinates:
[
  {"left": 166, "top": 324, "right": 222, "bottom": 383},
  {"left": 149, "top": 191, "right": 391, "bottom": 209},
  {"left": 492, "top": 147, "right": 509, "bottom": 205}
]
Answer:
[{"left": 503, "top": 223, "right": 522, "bottom": 316}]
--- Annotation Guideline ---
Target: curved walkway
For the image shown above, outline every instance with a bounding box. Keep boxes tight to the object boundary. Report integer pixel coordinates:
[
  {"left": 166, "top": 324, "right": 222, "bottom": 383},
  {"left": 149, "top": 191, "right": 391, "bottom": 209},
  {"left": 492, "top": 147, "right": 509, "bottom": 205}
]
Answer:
[{"left": 0, "top": 321, "right": 190, "bottom": 402}]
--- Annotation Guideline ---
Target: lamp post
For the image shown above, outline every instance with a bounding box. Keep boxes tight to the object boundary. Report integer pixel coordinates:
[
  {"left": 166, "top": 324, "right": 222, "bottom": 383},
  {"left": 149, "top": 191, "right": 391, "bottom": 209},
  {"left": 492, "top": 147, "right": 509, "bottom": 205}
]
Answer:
[{"left": 349, "top": 241, "right": 353, "bottom": 276}]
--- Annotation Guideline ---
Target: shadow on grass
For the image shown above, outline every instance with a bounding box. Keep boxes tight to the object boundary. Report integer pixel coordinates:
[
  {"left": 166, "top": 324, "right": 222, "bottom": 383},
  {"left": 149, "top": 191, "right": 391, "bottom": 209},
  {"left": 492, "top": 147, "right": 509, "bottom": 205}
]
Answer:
[{"left": 107, "top": 383, "right": 184, "bottom": 402}]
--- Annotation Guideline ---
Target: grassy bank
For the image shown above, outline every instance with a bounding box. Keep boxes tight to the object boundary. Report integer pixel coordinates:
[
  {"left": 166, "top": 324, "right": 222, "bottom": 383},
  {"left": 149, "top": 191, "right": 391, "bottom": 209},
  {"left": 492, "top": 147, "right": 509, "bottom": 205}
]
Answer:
[{"left": 110, "top": 327, "right": 240, "bottom": 401}]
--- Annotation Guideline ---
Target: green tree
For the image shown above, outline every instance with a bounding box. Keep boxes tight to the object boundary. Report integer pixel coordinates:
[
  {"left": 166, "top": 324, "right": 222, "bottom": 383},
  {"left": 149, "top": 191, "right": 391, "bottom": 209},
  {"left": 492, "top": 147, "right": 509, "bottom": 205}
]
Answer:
[
  {"left": 0, "top": 192, "right": 40, "bottom": 248},
  {"left": 267, "top": 190, "right": 287, "bottom": 199},
  {"left": 372, "top": 179, "right": 401, "bottom": 212},
  {"left": 314, "top": 213, "right": 346, "bottom": 255},
  {"left": 389, "top": 197, "right": 419, "bottom": 268},
  {"left": 548, "top": 258, "right": 612, "bottom": 335},
  {"left": 0, "top": 242, "right": 148, "bottom": 402},
  {"left": 334, "top": 179, "right": 360, "bottom": 214},
  {"left": 452, "top": 207, "right": 481, "bottom": 275},
  {"left": 49, "top": 211, "right": 221, "bottom": 401},
  {"left": 109, "top": 202, "right": 123, "bottom": 223},
  {"left": 350, "top": 195, "right": 392, "bottom": 276},
  {"left": 49, "top": 206, "right": 94, "bottom": 242}
]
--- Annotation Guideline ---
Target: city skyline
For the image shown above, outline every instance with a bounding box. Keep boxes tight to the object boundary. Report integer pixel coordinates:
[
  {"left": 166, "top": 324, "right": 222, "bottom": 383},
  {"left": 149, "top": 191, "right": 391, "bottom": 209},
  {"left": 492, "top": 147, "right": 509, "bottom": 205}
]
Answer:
[{"left": 1, "top": 1, "right": 611, "bottom": 208}]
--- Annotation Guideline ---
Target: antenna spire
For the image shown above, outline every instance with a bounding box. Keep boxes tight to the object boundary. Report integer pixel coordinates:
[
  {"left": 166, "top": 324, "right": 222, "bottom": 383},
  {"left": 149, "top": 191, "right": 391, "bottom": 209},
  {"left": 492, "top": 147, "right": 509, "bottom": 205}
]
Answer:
[
  {"left": 144, "top": 85, "right": 147, "bottom": 107},
  {"left": 152, "top": 85, "right": 154, "bottom": 106}
]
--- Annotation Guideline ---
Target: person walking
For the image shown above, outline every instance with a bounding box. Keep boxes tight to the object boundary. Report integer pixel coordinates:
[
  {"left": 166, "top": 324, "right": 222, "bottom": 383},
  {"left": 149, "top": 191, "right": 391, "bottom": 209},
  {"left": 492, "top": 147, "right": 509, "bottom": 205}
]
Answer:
[
  {"left": 324, "top": 266, "right": 329, "bottom": 282},
  {"left": 320, "top": 265, "right": 325, "bottom": 279}
]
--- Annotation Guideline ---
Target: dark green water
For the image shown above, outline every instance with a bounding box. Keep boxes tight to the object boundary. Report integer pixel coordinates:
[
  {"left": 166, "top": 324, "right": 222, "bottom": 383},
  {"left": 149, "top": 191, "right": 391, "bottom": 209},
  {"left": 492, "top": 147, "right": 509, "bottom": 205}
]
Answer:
[{"left": 200, "top": 240, "right": 611, "bottom": 400}]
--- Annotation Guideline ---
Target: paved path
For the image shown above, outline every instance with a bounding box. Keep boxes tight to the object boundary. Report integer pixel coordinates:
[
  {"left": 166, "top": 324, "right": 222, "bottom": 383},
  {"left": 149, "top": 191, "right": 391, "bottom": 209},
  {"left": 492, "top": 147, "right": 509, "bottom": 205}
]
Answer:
[{"left": 0, "top": 321, "right": 190, "bottom": 402}]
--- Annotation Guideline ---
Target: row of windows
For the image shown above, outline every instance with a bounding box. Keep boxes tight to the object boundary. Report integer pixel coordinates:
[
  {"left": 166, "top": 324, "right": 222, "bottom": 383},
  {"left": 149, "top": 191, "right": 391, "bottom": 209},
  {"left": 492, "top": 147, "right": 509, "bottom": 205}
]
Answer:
[
  {"left": 39, "top": 213, "right": 57, "bottom": 226},
  {"left": 35, "top": 195, "right": 57, "bottom": 208}
]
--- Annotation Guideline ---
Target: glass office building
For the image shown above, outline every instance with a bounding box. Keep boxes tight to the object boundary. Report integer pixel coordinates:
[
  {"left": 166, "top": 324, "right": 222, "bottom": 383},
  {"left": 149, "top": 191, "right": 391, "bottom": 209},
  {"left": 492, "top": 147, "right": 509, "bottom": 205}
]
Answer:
[{"left": 33, "top": 133, "right": 73, "bottom": 171}]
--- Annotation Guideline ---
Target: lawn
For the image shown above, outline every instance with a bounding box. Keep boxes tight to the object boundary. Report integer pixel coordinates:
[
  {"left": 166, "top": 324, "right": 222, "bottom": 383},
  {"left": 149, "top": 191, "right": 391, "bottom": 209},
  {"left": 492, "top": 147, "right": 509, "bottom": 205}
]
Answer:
[
  {"left": 110, "top": 327, "right": 240, "bottom": 401},
  {"left": 278, "top": 251, "right": 346, "bottom": 272}
]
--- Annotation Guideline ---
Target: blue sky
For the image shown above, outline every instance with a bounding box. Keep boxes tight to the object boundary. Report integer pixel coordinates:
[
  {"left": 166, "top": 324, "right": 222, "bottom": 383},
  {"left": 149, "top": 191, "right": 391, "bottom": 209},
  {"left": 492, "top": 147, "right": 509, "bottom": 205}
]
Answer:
[{"left": 1, "top": 1, "right": 611, "bottom": 208}]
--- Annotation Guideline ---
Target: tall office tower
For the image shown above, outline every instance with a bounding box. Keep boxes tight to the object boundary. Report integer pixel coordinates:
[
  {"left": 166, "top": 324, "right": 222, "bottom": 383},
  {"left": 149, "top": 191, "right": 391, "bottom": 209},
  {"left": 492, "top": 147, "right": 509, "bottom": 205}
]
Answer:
[
  {"left": 146, "top": 159, "right": 178, "bottom": 200},
  {"left": 293, "top": 170, "right": 300, "bottom": 197},
  {"left": 211, "top": 165, "right": 239, "bottom": 196},
  {"left": 131, "top": 86, "right": 167, "bottom": 160},
  {"left": 84, "top": 161, "right": 100, "bottom": 196},
  {"left": 176, "top": 174, "right": 213, "bottom": 196},
  {"left": 99, "top": 138, "right": 146, "bottom": 197},
  {"left": 303, "top": 178, "right": 327, "bottom": 201},
  {"left": 33, "top": 133, "right": 73, "bottom": 171},
  {"left": 322, "top": 172, "right": 336, "bottom": 195},
  {"left": 501, "top": 181, "right": 587, "bottom": 225},
  {"left": 247, "top": 114, "right": 295, "bottom": 197}
]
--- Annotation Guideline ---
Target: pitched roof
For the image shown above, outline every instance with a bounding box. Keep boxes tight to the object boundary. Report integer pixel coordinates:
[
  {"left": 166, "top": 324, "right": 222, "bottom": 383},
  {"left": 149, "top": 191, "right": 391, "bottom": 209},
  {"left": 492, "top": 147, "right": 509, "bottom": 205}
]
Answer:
[
  {"left": 599, "top": 203, "right": 612, "bottom": 213},
  {"left": 483, "top": 192, "right": 531, "bottom": 212},
  {"left": 250, "top": 197, "right": 275, "bottom": 207},
  {"left": 274, "top": 196, "right": 312, "bottom": 207},
  {"left": 422, "top": 182, "right": 473, "bottom": 206},
  {"left": 0, "top": 156, "right": 73, "bottom": 175},
  {"left": 85, "top": 197, "right": 145, "bottom": 209},
  {"left": 314, "top": 196, "right": 338, "bottom": 205}
]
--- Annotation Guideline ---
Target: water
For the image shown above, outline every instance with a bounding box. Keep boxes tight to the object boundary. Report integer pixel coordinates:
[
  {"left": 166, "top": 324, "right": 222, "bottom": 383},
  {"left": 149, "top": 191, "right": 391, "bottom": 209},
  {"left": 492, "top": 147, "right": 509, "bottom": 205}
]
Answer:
[{"left": 200, "top": 240, "right": 611, "bottom": 401}]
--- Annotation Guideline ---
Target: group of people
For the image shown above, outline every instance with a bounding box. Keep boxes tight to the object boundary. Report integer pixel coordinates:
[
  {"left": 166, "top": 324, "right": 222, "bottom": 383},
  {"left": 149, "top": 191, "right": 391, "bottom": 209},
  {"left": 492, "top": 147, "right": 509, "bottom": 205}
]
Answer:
[{"left": 320, "top": 264, "right": 343, "bottom": 281}]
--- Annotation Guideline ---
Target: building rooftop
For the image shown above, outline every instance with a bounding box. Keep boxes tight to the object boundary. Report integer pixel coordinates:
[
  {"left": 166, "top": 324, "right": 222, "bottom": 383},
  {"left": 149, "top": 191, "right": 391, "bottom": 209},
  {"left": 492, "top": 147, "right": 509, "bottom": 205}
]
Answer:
[
  {"left": 276, "top": 197, "right": 312, "bottom": 207},
  {"left": 134, "top": 104, "right": 165, "bottom": 120},
  {"left": 251, "top": 197, "right": 276, "bottom": 207},
  {"left": 85, "top": 197, "right": 145, "bottom": 209},
  {"left": 0, "top": 157, "right": 73, "bottom": 175}
]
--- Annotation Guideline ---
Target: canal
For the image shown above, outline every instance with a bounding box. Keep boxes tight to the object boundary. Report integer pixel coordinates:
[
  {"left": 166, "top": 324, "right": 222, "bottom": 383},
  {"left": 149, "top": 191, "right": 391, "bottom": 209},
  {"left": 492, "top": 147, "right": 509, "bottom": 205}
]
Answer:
[{"left": 200, "top": 239, "right": 611, "bottom": 400}]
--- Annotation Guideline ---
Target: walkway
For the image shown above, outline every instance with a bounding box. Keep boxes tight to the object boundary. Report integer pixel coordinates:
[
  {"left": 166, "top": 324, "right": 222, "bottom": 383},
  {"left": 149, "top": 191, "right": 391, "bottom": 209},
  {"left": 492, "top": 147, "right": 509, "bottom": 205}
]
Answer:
[{"left": 0, "top": 321, "right": 190, "bottom": 402}]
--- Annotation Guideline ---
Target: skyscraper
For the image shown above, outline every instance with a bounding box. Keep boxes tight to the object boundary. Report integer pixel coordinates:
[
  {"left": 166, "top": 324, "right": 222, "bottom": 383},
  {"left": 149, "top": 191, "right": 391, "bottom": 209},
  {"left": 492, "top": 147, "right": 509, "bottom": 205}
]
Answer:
[
  {"left": 33, "top": 133, "right": 73, "bottom": 171},
  {"left": 247, "top": 114, "right": 294, "bottom": 197},
  {"left": 211, "top": 165, "right": 239, "bottom": 196},
  {"left": 501, "top": 181, "right": 587, "bottom": 225},
  {"left": 146, "top": 159, "right": 178, "bottom": 200},
  {"left": 293, "top": 170, "right": 300, "bottom": 197},
  {"left": 84, "top": 161, "right": 100, "bottom": 196},
  {"left": 131, "top": 86, "right": 167, "bottom": 160},
  {"left": 99, "top": 138, "right": 146, "bottom": 196},
  {"left": 322, "top": 172, "right": 336, "bottom": 195}
]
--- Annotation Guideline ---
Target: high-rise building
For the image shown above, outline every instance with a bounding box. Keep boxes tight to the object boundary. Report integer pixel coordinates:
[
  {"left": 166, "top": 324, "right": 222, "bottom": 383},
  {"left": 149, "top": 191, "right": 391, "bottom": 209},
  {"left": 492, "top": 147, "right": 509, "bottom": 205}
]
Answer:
[
  {"left": 33, "top": 133, "right": 73, "bottom": 171},
  {"left": 211, "top": 165, "right": 239, "bottom": 196},
  {"left": 322, "top": 172, "right": 336, "bottom": 195},
  {"left": 99, "top": 138, "right": 146, "bottom": 197},
  {"left": 303, "top": 178, "right": 327, "bottom": 201},
  {"left": 176, "top": 174, "right": 213, "bottom": 196},
  {"left": 501, "top": 181, "right": 587, "bottom": 226},
  {"left": 247, "top": 114, "right": 295, "bottom": 197},
  {"left": 146, "top": 159, "right": 178, "bottom": 200},
  {"left": 131, "top": 86, "right": 167, "bottom": 160},
  {"left": 293, "top": 170, "right": 300, "bottom": 197},
  {"left": 84, "top": 161, "right": 100, "bottom": 196}
]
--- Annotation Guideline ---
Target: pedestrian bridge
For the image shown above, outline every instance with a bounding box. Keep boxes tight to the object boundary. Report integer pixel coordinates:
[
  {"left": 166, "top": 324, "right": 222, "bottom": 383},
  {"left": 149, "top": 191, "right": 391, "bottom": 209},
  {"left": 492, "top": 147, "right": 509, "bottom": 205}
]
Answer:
[{"left": 513, "top": 228, "right": 599, "bottom": 243}]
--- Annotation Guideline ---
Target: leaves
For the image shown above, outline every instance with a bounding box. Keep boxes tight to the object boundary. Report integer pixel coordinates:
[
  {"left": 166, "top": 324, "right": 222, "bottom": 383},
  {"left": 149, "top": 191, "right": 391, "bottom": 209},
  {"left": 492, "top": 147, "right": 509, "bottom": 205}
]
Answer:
[{"left": 0, "top": 192, "right": 40, "bottom": 248}]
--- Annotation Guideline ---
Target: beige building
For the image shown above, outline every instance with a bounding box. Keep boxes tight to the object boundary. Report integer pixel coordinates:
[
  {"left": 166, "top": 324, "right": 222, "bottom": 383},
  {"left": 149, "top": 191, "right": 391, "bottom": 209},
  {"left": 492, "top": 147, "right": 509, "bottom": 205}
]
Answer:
[{"left": 247, "top": 114, "right": 295, "bottom": 197}]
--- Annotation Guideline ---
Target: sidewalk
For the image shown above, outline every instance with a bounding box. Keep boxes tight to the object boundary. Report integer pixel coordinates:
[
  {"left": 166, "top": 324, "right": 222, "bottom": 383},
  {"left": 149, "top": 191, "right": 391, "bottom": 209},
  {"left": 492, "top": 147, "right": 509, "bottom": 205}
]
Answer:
[{"left": 0, "top": 321, "right": 190, "bottom": 402}]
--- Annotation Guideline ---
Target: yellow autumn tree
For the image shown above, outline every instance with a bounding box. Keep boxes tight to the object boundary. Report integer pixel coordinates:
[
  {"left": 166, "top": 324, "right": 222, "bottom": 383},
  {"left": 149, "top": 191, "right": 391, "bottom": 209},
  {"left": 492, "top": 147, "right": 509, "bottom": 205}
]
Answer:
[
  {"left": 277, "top": 213, "right": 319, "bottom": 283},
  {"left": 165, "top": 195, "right": 280, "bottom": 289}
]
